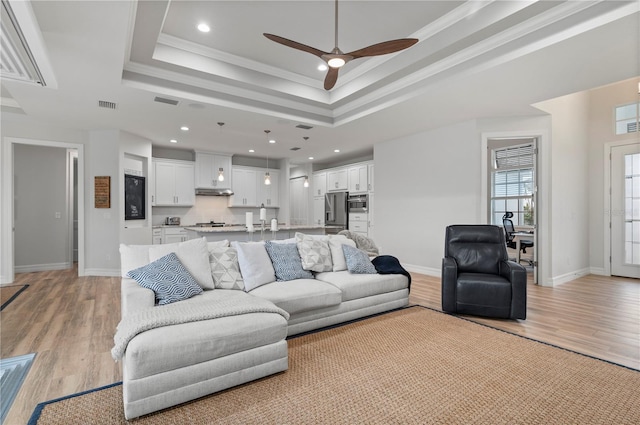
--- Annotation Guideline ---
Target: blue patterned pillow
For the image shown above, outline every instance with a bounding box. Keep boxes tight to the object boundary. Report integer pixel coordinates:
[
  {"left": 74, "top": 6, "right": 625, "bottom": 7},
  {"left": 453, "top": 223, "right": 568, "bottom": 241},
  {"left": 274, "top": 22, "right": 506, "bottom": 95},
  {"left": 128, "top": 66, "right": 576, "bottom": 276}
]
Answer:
[
  {"left": 265, "top": 241, "right": 314, "bottom": 281},
  {"left": 127, "top": 252, "right": 203, "bottom": 305},
  {"left": 342, "top": 244, "right": 378, "bottom": 274}
]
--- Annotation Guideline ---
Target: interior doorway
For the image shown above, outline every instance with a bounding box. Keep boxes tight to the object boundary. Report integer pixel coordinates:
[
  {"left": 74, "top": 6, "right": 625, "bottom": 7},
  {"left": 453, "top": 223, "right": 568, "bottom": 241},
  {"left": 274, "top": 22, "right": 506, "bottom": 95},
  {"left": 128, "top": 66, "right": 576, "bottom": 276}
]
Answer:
[
  {"left": 483, "top": 135, "right": 539, "bottom": 284},
  {"left": 1, "top": 138, "right": 85, "bottom": 284}
]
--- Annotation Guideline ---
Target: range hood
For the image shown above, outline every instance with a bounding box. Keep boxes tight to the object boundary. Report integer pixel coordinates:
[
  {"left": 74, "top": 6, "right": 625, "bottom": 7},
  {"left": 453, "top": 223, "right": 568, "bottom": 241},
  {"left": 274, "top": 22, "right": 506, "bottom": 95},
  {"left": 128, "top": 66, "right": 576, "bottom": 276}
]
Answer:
[{"left": 195, "top": 188, "right": 234, "bottom": 196}]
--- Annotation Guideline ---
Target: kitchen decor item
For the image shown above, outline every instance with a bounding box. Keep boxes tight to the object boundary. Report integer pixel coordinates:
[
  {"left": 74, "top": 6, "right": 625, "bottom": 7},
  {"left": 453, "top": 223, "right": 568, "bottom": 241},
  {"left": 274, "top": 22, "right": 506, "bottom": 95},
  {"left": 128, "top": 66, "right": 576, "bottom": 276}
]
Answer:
[{"left": 165, "top": 217, "right": 180, "bottom": 225}]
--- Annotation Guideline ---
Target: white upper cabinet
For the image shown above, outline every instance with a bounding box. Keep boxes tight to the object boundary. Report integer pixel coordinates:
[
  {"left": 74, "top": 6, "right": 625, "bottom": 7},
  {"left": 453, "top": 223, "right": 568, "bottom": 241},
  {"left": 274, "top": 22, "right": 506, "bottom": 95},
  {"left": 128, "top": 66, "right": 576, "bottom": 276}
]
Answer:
[
  {"left": 348, "top": 165, "right": 368, "bottom": 193},
  {"left": 195, "top": 151, "right": 232, "bottom": 189},
  {"left": 327, "top": 169, "right": 348, "bottom": 192},
  {"left": 313, "top": 172, "right": 327, "bottom": 197},
  {"left": 228, "top": 167, "right": 257, "bottom": 207},
  {"left": 153, "top": 159, "right": 195, "bottom": 206},
  {"left": 256, "top": 169, "right": 279, "bottom": 207},
  {"left": 313, "top": 196, "right": 325, "bottom": 226},
  {"left": 368, "top": 163, "right": 374, "bottom": 192}
]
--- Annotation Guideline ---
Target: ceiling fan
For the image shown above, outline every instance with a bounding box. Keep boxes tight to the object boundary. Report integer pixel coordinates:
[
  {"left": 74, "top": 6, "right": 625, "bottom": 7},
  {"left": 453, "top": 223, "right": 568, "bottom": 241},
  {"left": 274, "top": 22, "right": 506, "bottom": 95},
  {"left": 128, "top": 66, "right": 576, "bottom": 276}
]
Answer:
[{"left": 264, "top": 0, "right": 418, "bottom": 90}]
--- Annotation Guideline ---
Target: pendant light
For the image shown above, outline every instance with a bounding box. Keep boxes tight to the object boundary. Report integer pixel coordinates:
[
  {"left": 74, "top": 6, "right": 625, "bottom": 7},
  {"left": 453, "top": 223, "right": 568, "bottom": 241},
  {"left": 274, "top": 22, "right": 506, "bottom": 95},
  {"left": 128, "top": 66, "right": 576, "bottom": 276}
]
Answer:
[
  {"left": 217, "top": 122, "right": 226, "bottom": 181},
  {"left": 303, "top": 176, "right": 309, "bottom": 187},
  {"left": 264, "top": 130, "right": 271, "bottom": 185}
]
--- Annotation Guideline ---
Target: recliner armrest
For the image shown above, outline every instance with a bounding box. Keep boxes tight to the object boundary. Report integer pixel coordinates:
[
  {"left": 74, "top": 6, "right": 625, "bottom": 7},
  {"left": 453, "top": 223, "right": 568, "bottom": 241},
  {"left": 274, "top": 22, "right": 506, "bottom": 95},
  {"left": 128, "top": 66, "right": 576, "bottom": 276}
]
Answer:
[
  {"left": 441, "top": 257, "right": 458, "bottom": 313},
  {"left": 499, "top": 260, "right": 527, "bottom": 319}
]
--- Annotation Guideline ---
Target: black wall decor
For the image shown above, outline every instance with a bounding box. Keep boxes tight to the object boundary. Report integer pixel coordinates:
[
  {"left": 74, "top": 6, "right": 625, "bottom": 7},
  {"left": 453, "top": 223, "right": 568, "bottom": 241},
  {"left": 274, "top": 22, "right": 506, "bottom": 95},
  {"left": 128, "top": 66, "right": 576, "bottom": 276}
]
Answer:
[{"left": 124, "top": 174, "right": 145, "bottom": 220}]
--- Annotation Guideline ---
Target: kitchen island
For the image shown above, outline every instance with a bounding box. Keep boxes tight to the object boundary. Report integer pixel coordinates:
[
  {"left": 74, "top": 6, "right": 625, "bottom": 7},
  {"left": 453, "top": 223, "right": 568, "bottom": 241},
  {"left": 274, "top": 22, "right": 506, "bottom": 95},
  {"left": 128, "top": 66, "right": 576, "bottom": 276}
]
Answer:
[{"left": 184, "top": 224, "right": 338, "bottom": 243}]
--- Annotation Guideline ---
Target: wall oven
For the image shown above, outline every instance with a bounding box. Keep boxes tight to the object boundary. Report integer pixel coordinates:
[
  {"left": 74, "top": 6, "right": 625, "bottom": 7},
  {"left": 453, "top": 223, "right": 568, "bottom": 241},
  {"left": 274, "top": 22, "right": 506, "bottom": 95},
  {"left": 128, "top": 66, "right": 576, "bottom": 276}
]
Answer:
[{"left": 348, "top": 194, "right": 368, "bottom": 213}]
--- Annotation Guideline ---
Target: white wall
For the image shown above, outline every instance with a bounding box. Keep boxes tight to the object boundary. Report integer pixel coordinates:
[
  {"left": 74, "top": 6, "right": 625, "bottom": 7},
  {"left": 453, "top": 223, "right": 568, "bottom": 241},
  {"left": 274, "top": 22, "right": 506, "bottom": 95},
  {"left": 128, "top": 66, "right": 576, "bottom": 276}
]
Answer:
[
  {"left": 13, "top": 144, "right": 69, "bottom": 271},
  {"left": 535, "top": 92, "right": 591, "bottom": 283},
  {"left": 374, "top": 120, "right": 480, "bottom": 275}
]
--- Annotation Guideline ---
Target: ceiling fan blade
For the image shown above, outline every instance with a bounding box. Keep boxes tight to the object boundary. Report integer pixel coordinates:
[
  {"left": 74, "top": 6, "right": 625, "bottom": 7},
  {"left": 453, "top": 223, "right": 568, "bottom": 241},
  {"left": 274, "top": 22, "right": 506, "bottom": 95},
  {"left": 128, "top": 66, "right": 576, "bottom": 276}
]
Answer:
[
  {"left": 347, "top": 38, "right": 419, "bottom": 59},
  {"left": 324, "top": 67, "right": 339, "bottom": 90},
  {"left": 263, "top": 33, "right": 327, "bottom": 58}
]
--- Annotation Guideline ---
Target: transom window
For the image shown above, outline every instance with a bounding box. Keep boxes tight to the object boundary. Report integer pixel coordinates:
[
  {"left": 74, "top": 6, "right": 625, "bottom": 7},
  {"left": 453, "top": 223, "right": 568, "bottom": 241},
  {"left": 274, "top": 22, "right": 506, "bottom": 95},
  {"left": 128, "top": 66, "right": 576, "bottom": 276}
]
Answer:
[
  {"left": 490, "top": 143, "right": 535, "bottom": 226},
  {"left": 615, "top": 102, "right": 640, "bottom": 135}
]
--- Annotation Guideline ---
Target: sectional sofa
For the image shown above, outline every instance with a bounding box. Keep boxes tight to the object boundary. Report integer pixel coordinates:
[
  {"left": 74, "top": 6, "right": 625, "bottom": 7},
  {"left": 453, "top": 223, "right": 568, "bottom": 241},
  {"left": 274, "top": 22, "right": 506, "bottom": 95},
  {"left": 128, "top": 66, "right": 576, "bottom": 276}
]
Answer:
[{"left": 114, "top": 233, "right": 410, "bottom": 419}]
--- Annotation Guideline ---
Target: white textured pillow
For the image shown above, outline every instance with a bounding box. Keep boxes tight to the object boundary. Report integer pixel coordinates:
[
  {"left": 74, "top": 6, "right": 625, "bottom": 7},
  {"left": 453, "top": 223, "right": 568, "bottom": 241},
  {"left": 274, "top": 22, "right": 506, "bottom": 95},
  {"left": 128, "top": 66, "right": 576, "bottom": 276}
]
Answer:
[
  {"left": 149, "top": 237, "right": 215, "bottom": 290},
  {"left": 328, "top": 235, "right": 357, "bottom": 272},
  {"left": 119, "top": 243, "right": 154, "bottom": 277},
  {"left": 232, "top": 241, "right": 276, "bottom": 292},
  {"left": 207, "top": 240, "right": 229, "bottom": 249},
  {"left": 208, "top": 246, "right": 244, "bottom": 290},
  {"left": 295, "top": 232, "right": 333, "bottom": 272}
]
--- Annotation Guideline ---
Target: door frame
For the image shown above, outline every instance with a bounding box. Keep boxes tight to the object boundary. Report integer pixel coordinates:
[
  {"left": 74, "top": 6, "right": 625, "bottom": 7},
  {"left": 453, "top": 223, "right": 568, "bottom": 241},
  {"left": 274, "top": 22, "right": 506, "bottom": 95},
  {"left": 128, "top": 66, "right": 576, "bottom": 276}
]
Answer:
[
  {"left": 604, "top": 138, "right": 639, "bottom": 277},
  {"left": 1, "top": 137, "right": 85, "bottom": 283}
]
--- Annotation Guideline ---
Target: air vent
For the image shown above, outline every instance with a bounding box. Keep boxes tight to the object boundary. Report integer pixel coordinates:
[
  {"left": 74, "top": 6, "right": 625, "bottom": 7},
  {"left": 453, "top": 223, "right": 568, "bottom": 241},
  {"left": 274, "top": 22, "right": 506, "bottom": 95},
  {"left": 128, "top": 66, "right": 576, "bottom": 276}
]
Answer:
[
  {"left": 98, "top": 100, "right": 117, "bottom": 109},
  {"left": 154, "top": 96, "right": 179, "bottom": 106},
  {"left": 290, "top": 147, "right": 301, "bottom": 151},
  {"left": 296, "top": 124, "right": 313, "bottom": 130}
]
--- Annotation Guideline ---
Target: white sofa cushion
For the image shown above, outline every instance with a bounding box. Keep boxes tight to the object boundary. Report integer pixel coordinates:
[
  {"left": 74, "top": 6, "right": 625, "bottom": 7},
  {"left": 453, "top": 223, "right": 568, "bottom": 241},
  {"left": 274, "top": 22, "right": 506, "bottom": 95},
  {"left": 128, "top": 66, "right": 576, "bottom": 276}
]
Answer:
[
  {"left": 249, "top": 280, "right": 342, "bottom": 315},
  {"left": 233, "top": 241, "right": 276, "bottom": 291},
  {"left": 119, "top": 243, "right": 155, "bottom": 277},
  {"left": 328, "top": 235, "right": 357, "bottom": 272},
  {"left": 315, "top": 270, "right": 409, "bottom": 302},
  {"left": 149, "top": 238, "right": 215, "bottom": 290}
]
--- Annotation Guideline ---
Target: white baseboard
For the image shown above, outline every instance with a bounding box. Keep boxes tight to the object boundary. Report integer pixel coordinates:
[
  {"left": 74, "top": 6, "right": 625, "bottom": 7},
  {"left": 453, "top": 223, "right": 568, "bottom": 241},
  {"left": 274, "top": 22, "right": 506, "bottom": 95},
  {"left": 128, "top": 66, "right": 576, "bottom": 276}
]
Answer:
[
  {"left": 14, "top": 262, "right": 71, "bottom": 273},
  {"left": 589, "top": 267, "right": 607, "bottom": 276},
  {"left": 550, "top": 267, "right": 591, "bottom": 286},
  {"left": 84, "top": 268, "right": 120, "bottom": 277},
  {"left": 403, "top": 264, "right": 440, "bottom": 277}
]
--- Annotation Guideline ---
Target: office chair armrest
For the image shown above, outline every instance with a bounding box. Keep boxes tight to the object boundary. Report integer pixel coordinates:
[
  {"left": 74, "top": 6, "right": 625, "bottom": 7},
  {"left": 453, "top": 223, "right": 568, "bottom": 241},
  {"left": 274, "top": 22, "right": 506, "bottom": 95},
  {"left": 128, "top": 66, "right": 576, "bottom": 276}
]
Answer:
[{"left": 441, "top": 256, "right": 458, "bottom": 313}]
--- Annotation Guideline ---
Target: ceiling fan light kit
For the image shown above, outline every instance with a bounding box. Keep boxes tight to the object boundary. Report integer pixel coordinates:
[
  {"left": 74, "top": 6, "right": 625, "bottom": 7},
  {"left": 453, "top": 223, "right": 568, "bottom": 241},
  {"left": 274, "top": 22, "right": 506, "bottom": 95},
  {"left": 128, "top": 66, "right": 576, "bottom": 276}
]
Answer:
[{"left": 264, "top": 0, "right": 418, "bottom": 90}]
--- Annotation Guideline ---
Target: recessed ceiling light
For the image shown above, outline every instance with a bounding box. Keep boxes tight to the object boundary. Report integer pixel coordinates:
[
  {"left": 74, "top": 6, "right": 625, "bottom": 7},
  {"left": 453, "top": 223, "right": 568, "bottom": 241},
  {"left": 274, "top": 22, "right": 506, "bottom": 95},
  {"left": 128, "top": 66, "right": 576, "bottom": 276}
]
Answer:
[
  {"left": 170, "top": 139, "right": 178, "bottom": 143},
  {"left": 269, "top": 139, "right": 276, "bottom": 144},
  {"left": 318, "top": 64, "right": 328, "bottom": 71},
  {"left": 197, "top": 23, "right": 210, "bottom": 33},
  {"left": 334, "top": 149, "right": 340, "bottom": 153},
  {"left": 308, "top": 156, "right": 314, "bottom": 160},
  {"left": 249, "top": 149, "right": 255, "bottom": 153},
  {"left": 180, "top": 126, "right": 189, "bottom": 131}
]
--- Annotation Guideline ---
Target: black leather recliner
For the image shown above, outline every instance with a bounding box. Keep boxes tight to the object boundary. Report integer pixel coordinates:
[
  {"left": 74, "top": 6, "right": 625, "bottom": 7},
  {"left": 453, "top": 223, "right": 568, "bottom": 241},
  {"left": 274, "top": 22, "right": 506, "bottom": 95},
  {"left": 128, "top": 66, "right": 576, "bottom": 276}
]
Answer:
[{"left": 442, "top": 225, "right": 527, "bottom": 320}]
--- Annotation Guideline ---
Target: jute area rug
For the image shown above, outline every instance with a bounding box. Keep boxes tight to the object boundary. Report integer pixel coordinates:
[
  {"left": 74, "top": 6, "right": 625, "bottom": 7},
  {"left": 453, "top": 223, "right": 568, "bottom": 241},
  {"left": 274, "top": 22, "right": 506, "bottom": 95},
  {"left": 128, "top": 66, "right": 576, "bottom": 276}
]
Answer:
[{"left": 30, "top": 306, "right": 640, "bottom": 424}]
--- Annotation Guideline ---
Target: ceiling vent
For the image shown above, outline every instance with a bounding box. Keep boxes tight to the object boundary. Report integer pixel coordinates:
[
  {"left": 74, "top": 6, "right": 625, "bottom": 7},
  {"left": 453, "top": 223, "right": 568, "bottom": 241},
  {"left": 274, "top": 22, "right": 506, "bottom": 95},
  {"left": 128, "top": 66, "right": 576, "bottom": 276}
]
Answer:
[
  {"left": 98, "top": 100, "right": 117, "bottom": 110},
  {"left": 0, "top": 0, "right": 46, "bottom": 85},
  {"left": 154, "top": 96, "right": 179, "bottom": 106},
  {"left": 296, "top": 124, "right": 313, "bottom": 130}
]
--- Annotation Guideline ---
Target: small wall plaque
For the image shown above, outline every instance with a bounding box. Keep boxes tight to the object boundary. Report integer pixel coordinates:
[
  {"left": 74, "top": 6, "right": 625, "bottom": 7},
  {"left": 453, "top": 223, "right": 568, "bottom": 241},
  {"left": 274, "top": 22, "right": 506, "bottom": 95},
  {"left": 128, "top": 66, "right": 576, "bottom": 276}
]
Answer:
[{"left": 95, "top": 176, "right": 111, "bottom": 208}]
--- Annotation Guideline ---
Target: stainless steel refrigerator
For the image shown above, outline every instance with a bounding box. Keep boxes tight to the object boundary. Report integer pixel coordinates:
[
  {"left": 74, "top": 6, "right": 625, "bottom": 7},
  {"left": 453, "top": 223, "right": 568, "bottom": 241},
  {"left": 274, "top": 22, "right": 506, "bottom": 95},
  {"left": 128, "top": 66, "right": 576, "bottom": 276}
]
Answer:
[{"left": 325, "top": 191, "right": 348, "bottom": 234}]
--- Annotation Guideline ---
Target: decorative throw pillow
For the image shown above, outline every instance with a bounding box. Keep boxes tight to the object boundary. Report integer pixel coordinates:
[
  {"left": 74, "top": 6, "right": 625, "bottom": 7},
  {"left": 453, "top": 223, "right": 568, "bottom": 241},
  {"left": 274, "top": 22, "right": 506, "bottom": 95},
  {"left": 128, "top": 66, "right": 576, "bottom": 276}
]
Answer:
[
  {"left": 328, "top": 235, "right": 357, "bottom": 272},
  {"left": 295, "top": 232, "right": 333, "bottom": 272},
  {"left": 265, "top": 241, "right": 314, "bottom": 281},
  {"left": 207, "top": 240, "right": 230, "bottom": 249},
  {"left": 343, "top": 244, "right": 378, "bottom": 274},
  {"left": 127, "top": 252, "right": 202, "bottom": 305},
  {"left": 232, "top": 241, "right": 276, "bottom": 292},
  {"left": 149, "top": 237, "right": 215, "bottom": 290},
  {"left": 208, "top": 246, "right": 245, "bottom": 290}
]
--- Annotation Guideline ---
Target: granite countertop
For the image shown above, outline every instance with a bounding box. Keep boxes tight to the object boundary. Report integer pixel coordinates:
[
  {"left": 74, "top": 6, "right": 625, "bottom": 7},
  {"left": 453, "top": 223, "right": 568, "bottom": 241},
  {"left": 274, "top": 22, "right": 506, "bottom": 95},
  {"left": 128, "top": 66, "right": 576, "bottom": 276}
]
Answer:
[{"left": 184, "top": 224, "right": 333, "bottom": 233}]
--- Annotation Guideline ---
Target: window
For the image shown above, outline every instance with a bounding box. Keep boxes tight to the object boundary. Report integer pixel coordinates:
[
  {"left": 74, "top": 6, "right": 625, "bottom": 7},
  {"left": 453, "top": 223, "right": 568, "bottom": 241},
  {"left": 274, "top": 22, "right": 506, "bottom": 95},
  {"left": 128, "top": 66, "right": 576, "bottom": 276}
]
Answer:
[
  {"left": 615, "top": 102, "right": 640, "bottom": 135},
  {"left": 490, "top": 143, "right": 534, "bottom": 226}
]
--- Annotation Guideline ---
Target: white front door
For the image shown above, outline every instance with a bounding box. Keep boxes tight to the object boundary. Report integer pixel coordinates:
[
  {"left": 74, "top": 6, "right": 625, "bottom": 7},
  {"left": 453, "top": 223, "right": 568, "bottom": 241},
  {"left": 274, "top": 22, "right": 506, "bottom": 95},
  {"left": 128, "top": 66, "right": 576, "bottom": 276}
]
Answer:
[{"left": 611, "top": 143, "right": 640, "bottom": 278}]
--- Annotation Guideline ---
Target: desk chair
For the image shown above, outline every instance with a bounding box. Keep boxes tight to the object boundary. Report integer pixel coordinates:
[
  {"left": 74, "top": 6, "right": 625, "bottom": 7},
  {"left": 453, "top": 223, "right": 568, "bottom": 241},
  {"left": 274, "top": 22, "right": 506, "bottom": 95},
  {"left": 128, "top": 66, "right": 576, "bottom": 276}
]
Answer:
[{"left": 502, "top": 212, "right": 533, "bottom": 263}]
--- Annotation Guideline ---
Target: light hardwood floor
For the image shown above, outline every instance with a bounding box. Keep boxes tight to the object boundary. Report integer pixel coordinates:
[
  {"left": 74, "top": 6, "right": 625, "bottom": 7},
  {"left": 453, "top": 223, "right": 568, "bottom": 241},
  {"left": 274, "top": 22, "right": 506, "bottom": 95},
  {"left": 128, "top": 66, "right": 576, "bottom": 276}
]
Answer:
[{"left": 1, "top": 267, "right": 638, "bottom": 424}]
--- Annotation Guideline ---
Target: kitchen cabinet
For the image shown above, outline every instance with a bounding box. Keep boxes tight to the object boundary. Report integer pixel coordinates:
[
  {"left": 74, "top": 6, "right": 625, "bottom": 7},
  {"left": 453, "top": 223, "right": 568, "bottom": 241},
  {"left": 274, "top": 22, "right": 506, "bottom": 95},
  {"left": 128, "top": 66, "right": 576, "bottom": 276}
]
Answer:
[
  {"left": 368, "top": 163, "right": 374, "bottom": 192},
  {"left": 228, "top": 168, "right": 257, "bottom": 207},
  {"left": 152, "top": 228, "right": 162, "bottom": 245},
  {"left": 327, "top": 169, "right": 347, "bottom": 192},
  {"left": 153, "top": 159, "right": 195, "bottom": 206},
  {"left": 163, "top": 227, "right": 188, "bottom": 244},
  {"left": 348, "top": 165, "right": 368, "bottom": 193},
  {"left": 195, "top": 151, "right": 232, "bottom": 189},
  {"left": 349, "top": 212, "right": 368, "bottom": 237},
  {"left": 313, "top": 196, "right": 325, "bottom": 226},
  {"left": 313, "top": 172, "right": 327, "bottom": 197},
  {"left": 256, "top": 169, "right": 279, "bottom": 207}
]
